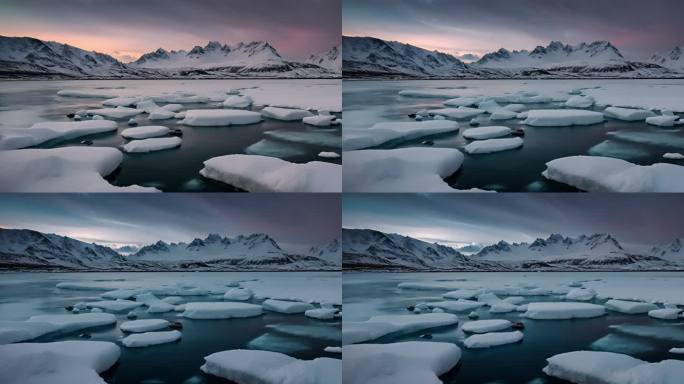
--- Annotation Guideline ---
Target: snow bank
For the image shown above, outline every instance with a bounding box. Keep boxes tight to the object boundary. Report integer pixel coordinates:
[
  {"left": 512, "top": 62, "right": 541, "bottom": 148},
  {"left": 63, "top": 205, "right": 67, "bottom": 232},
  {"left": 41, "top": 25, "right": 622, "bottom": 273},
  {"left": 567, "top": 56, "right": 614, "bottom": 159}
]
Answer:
[
  {"left": 524, "top": 109, "right": 604, "bottom": 126},
  {"left": 86, "top": 107, "right": 142, "bottom": 119},
  {"left": 261, "top": 107, "right": 313, "bottom": 121},
  {"left": 343, "top": 148, "right": 470, "bottom": 192},
  {"left": 648, "top": 308, "right": 680, "bottom": 320},
  {"left": 181, "top": 302, "right": 263, "bottom": 319},
  {"left": 200, "top": 154, "right": 341, "bottom": 192},
  {"left": 524, "top": 302, "right": 605, "bottom": 320},
  {"left": 343, "top": 341, "right": 461, "bottom": 384},
  {"left": 27, "top": 313, "right": 117, "bottom": 333},
  {"left": 0, "top": 321, "right": 58, "bottom": 344},
  {"left": 604, "top": 299, "right": 658, "bottom": 314},
  {"left": 543, "top": 156, "right": 684, "bottom": 192},
  {"left": 121, "top": 125, "right": 170, "bottom": 139},
  {"left": 303, "top": 115, "right": 336, "bottom": 127},
  {"left": 647, "top": 115, "right": 679, "bottom": 127},
  {"left": 181, "top": 109, "right": 262, "bottom": 126},
  {"left": 464, "top": 330, "right": 523, "bottom": 349},
  {"left": 343, "top": 120, "right": 459, "bottom": 151},
  {"left": 0, "top": 341, "right": 120, "bottom": 384},
  {"left": 465, "top": 137, "right": 523, "bottom": 154},
  {"left": 0, "top": 120, "right": 117, "bottom": 149},
  {"left": 222, "top": 95, "right": 253, "bottom": 109},
  {"left": 0, "top": 147, "right": 158, "bottom": 192},
  {"left": 604, "top": 107, "right": 656, "bottom": 121},
  {"left": 305, "top": 308, "right": 336, "bottom": 320},
  {"left": 343, "top": 313, "right": 459, "bottom": 345},
  {"left": 120, "top": 319, "right": 169, "bottom": 333},
  {"left": 123, "top": 137, "right": 182, "bottom": 153},
  {"left": 201, "top": 349, "right": 341, "bottom": 384},
  {"left": 462, "top": 126, "right": 511, "bottom": 140},
  {"left": 543, "top": 350, "right": 684, "bottom": 384},
  {"left": 461, "top": 319, "right": 512, "bottom": 333},
  {"left": 262, "top": 299, "right": 314, "bottom": 314},
  {"left": 122, "top": 330, "right": 181, "bottom": 348}
]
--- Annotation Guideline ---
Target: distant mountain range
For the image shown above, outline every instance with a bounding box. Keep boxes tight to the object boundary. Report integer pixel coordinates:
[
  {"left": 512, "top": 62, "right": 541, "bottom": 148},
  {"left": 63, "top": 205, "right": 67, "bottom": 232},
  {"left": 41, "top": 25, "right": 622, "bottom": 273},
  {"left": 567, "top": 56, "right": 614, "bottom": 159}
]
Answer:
[
  {"left": 343, "top": 228, "right": 684, "bottom": 271},
  {"left": 0, "top": 35, "right": 340, "bottom": 79},
  {"left": 0, "top": 228, "right": 340, "bottom": 271},
  {"left": 342, "top": 36, "right": 683, "bottom": 79}
]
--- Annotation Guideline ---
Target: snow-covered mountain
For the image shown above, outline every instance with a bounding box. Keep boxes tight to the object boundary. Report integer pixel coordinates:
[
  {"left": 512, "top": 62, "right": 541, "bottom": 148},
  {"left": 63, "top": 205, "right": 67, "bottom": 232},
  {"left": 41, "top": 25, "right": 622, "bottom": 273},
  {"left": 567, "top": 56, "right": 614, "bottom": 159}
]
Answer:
[
  {"left": 0, "top": 36, "right": 339, "bottom": 79},
  {"left": 342, "top": 36, "right": 681, "bottom": 78},
  {"left": 650, "top": 46, "right": 684, "bottom": 72},
  {"left": 307, "top": 238, "right": 341, "bottom": 266},
  {"left": 342, "top": 229, "right": 682, "bottom": 271},
  {"left": 0, "top": 229, "right": 337, "bottom": 271},
  {"left": 306, "top": 45, "right": 341, "bottom": 73}
]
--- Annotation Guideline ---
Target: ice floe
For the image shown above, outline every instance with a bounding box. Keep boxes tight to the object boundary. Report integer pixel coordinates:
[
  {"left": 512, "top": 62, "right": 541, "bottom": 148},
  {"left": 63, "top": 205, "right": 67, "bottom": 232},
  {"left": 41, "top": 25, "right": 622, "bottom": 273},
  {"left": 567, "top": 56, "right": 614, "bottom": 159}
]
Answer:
[
  {"left": 663, "top": 153, "right": 684, "bottom": 159},
  {"left": 543, "top": 350, "right": 684, "bottom": 384},
  {"left": 564, "top": 95, "right": 595, "bottom": 108},
  {"left": 461, "top": 319, "right": 512, "bottom": 333},
  {"left": 399, "top": 89, "right": 464, "bottom": 98},
  {"left": 0, "top": 120, "right": 117, "bottom": 149},
  {"left": 123, "top": 137, "right": 182, "bottom": 153},
  {"left": 444, "top": 96, "right": 484, "bottom": 107},
  {"left": 181, "top": 109, "right": 262, "bottom": 126},
  {"left": 85, "top": 107, "right": 142, "bottom": 119},
  {"left": 343, "top": 313, "right": 459, "bottom": 344},
  {"left": 120, "top": 319, "right": 170, "bottom": 333},
  {"left": 524, "top": 302, "right": 605, "bottom": 319},
  {"left": 610, "top": 324, "right": 684, "bottom": 343},
  {"left": 102, "top": 96, "right": 141, "bottom": 107},
  {"left": 647, "top": 115, "right": 679, "bottom": 127},
  {"left": 606, "top": 130, "right": 684, "bottom": 149},
  {"left": 245, "top": 139, "right": 307, "bottom": 159},
  {"left": 303, "top": 114, "right": 336, "bottom": 127},
  {"left": 489, "top": 301, "right": 518, "bottom": 313},
  {"left": 85, "top": 300, "right": 143, "bottom": 312},
  {"left": 465, "top": 137, "right": 523, "bottom": 154},
  {"left": 200, "top": 154, "right": 341, "bottom": 192},
  {"left": 148, "top": 108, "right": 176, "bottom": 120},
  {"left": 0, "top": 321, "right": 58, "bottom": 344},
  {"left": 524, "top": 109, "right": 604, "bottom": 126},
  {"left": 0, "top": 341, "right": 120, "bottom": 384},
  {"left": 670, "top": 348, "right": 684, "bottom": 354},
  {"left": 543, "top": 155, "right": 684, "bottom": 192},
  {"left": 122, "top": 330, "right": 182, "bottom": 348},
  {"left": 604, "top": 107, "right": 656, "bottom": 121},
  {"left": 318, "top": 151, "right": 340, "bottom": 158},
  {"left": 263, "top": 130, "right": 340, "bottom": 147},
  {"left": 591, "top": 333, "right": 655, "bottom": 355},
  {"left": 27, "top": 313, "right": 117, "bottom": 333},
  {"left": 604, "top": 299, "right": 658, "bottom": 314},
  {"left": 343, "top": 148, "right": 474, "bottom": 192},
  {"left": 261, "top": 107, "right": 313, "bottom": 121},
  {"left": 121, "top": 125, "right": 170, "bottom": 139},
  {"left": 0, "top": 147, "right": 158, "bottom": 192},
  {"left": 223, "top": 288, "right": 253, "bottom": 301},
  {"left": 462, "top": 126, "right": 511, "bottom": 140},
  {"left": 343, "top": 120, "right": 459, "bottom": 151},
  {"left": 587, "top": 140, "right": 650, "bottom": 160},
  {"left": 464, "top": 330, "right": 523, "bottom": 349},
  {"left": 181, "top": 302, "right": 263, "bottom": 319},
  {"left": 648, "top": 308, "right": 681, "bottom": 320},
  {"left": 442, "top": 289, "right": 483, "bottom": 300},
  {"left": 162, "top": 103, "right": 183, "bottom": 112},
  {"left": 565, "top": 288, "right": 596, "bottom": 301},
  {"left": 58, "top": 89, "right": 117, "bottom": 98},
  {"left": 262, "top": 299, "right": 314, "bottom": 314},
  {"left": 343, "top": 341, "right": 461, "bottom": 384},
  {"left": 305, "top": 308, "right": 337, "bottom": 320},
  {"left": 429, "top": 107, "right": 486, "bottom": 119},
  {"left": 222, "top": 95, "right": 253, "bottom": 109}
]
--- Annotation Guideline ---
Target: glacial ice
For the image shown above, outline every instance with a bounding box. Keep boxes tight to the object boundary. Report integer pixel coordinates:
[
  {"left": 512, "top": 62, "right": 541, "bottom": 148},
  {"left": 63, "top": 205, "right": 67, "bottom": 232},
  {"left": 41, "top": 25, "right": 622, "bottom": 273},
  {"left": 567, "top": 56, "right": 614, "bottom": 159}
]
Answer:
[
  {"left": 543, "top": 156, "right": 684, "bottom": 192},
  {"left": 465, "top": 137, "right": 523, "bottom": 154},
  {"left": 262, "top": 299, "right": 314, "bottom": 314},
  {"left": 261, "top": 107, "right": 313, "bottom": 121},
  {"left": 121, "top": 125, "right": 170, "bottom": 139},
  {"left": 524, "top": 302, "right": 606, "bottom": 319},
  {"left": 604, "top": 107, "right": 656, "bottom": 121},
  {"left": 342, "top": 313, "right": 459, "bottom": 344},
  {"left": 123, "top": 137, "right": 182, "bottom": 153},
  {"left": 462, "top": 126, "right": 511, "bottom": 140},
  {"left": 200, "top": 154, "right": 341, "bottom": 192},
  {"left": 122, "top": 330, "right": 182, "bottom": 348},
  {"left": 120, "top": 319, "right": 170, "bottom": 333},
  {"left": 85, "top": 107, "right": 142, "bottom": 119},
  {"left": 0, "top": 120, "right": 118, "bottom": 149},
  {"left": 461, "top": 319, "right": 512, "bottom": 333},
  {"left": 524, "top": 109, "right": 604, "bottom": 126},
  {"left": 464, "top": 330, "right": 523, "bottom": 349},
  {"left": 181, "top": 302, "right": 263, "bottom": 319},
  {"left": 604, "top": 299, "right": 658, "bottom": 314},
  {"left": 222, "top": 95, "right": 253, "bottom": 109},
  {"left": 181, "top": 109, "right": 262, "bottom": 126},
  {"left": 343, "top": 120, "right": 459, "bottom": 150}
]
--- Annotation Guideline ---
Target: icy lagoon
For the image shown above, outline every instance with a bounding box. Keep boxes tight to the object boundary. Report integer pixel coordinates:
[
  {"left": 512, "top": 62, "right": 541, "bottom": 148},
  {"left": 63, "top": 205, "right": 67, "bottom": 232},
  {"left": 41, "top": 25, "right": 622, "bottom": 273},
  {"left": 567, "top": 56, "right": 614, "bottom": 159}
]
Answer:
[
  {"left": 0, "top": 272, "right": 341, "bottom": 384},
  {"left": 343, "top": 80, "right": 684, "bottom": 192},
  {"left": 0, "top": 79, "right": 341, "bottom": 192},
  {"left": 343, "top": 272, "right": 684, "bottom": 383}
]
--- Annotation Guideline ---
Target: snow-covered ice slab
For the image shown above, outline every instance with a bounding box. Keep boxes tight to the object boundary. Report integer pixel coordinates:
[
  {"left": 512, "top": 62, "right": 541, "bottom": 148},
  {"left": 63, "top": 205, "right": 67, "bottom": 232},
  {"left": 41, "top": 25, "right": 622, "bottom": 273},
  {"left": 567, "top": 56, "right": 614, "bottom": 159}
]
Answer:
[
  {"left": 647, "top": 115, "right": 679, "bottom": 127},
  {"left": 648, "top": 308, "right": 681, "bottom": 320},
  {"left": 121, "top": 125, "right": 170, "bottom": 139},
  {"left": 523, "top": 109, "right": 604, "bottom": 126},
  {"left": 442, "top": 289, "right": 483, "bottom": 300},
  {"left": 464, "top": 330, "right": 523, "bottom": 349},
  {"left": 318, "top": 151, "right": 340, "bottom": 158},
  {"left": 181, "top": 109, "right": 262, "bottom": 126},
  {"left": 261, "top": 107, "right": 313, "bottom": 121},
  {"left": 262, "top": 299, "right": 314, "bottom": 314},
  {"left": 0, "top": 321, "right": 58, "bottom": 344},
  {"left": 123, "top": 137, "right": 182, "bottom": 153},
  {"left": 444, "top": 96, "right": 484, "bottom": 107},
  {"left": 543, "top": 350, "right": 684, "bottom": 384},
  {"left": 27, "top": 313, "right": 116, "bottom": 334},
  {"left": 120, "top": 319, "right": 169, "bottom": 333},
  {"left": 461, "top": 319, "right": 512, "bottom": 333},
  {"left": 399, "top": 89, "right": 464, "bottom": 98},
  {"left": 344, "top": 341, "right": 461, "bottom": 384},
  {"left": 57, "top": 89, "right": 117, "bottom": 98},
  {"left": 604, "top": 107, "right": 656, "bottom": 121},
  {"left": 670, "top": 348, "right": 684, "bottom": 354},
  {"left": 343, "top": 148, "right": 470, "bottom": 192},
  {"left": 465, "top": 137, "right": 523, "bottom": 154},
  {"left": 564, "top": 95, "right": 595, "bottom": 108},
  {"left": 122, "top": 330, "right": 181, "bottom": 348},
  {"left": 524, "top": 302, "right": 605, "bottom": 320},
  {"left": 0, "top": 120, "right": 117, "bottom": 149},
  {"left": 664, "top": 153, "right": 684, "bottom": 160},
  {"left": 429, "top": 107, "right": 485, "bottom": 119},
  {"left": 102, "top": 96, "right": 141, "bottom": 107},
  {"left": 429, "top": 299, "right": 485, "bottom": 312},
  {"left": 566, "top": 288, "right": 596, "bottom": 301},
  {"left": 85, "top": 300, "right": 143, "bottom": 312},
  {"left": 543, "top": 155, "right": 684, "bottom": 192},
  {"left": 0, "top": 341, "right": 120, "bottom": 384},
  {"left": 490, "top": 301, "right": 518, "bottom": 313},
  {"left": 222, "top": 95, "right": 253, "bottom": 109},
  {"left": 305, "top": 308, "right": 336, "bottom": 320},
  {"left": 181, "top": 302, "right": 263, "bottom": 319},
  {"left": 462, "top": 126, "right": 511, "bottom": 140},
  {"left": 606, "top": 130, "right": 684, "bottom": 150},
  {"left": 86, "top": 107, "right": 142, "bottom": 119},
  {"left": 604, "top": 299, "right": 658, "bottom": 314},
  {"left": 148, "top": 108, "right": 176, "bottom": 120},
  {"left": 343, "top": 313, "right": 459, "bottom": 345},
  {"left": 200, "top": 154, "right": 341, "bottom": 192},
  {"left": 303, "top": 115, "right": 336, "bottom": 127},
  {"left": 223, "top": 288, "right": 253, "bottom": 301},
  {"left": 0, "top": 147, "right": 158, "bottom": 192},
  {"left": 343, "top": 120, "right": 459, "bottom": 150},
  {"left": 201, "top": 349, "right": 341, "bottom": 384}
]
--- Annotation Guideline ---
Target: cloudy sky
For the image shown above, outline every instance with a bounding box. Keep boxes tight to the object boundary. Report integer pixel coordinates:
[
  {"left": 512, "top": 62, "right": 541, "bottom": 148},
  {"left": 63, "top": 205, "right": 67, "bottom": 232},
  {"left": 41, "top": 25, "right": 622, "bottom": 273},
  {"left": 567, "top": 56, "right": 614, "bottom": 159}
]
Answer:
[
  {"left": 343, "top": 0, "right": 684, "bottom": 60},
  {"left": 0, "top": 194, "right": 340, "bottom": 253},
  {"left": 343, "top": 194, "right": 684, "bottom": 248},
  {"left": 0, "top": 0, "right": 340, "bottom": 61}
]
